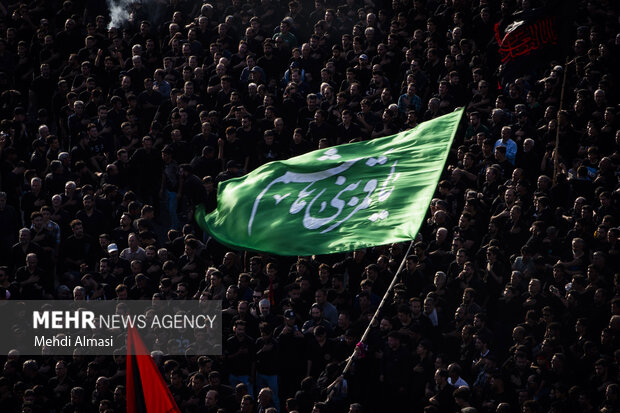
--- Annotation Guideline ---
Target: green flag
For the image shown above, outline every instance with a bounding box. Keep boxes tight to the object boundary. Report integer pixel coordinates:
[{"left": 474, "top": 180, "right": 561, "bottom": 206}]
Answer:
[{"left": 196, "top": 108, "right": 464, "bottom": 256}]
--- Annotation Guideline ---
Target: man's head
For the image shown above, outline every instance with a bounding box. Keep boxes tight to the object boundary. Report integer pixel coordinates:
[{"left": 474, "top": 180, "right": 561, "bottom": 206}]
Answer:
[
  {"left": 387, "top": 331, "right": 401, "bottom": 350},
  {"left": 258, "top": 387, "right": 273, "bottom": 406},
  {"left": 82, "top": 195, "right": 94, "bottom": 211},
  {"left": 410, "top": 297, "right": 422, "bottom": 315},
  {"left": 205, "top": 390, "right": 218, "bottom": 408},
  {"left": 71, "top": 220, "right": 84, "bottom": 237},
  {"left": 310, "top": 304, "right": 322, "bottom": 320},
  {"left": 25, "top": 253, "right": 38, "bottom": 270},
  {"left": 127, "top": 233, "right": 138, "bottom": 249},
  {"left": 259, "top": 299, "right": 270, "bottom": 316},
  {"left": 314, "top": 289, "right": 328, "bottom": 305}
]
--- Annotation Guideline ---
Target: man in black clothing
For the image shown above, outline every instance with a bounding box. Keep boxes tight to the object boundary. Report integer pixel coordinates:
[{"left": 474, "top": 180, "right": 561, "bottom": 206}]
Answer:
[
  {"left": 178, "top": 164, "right": 207, "bottom": 225},
  {"left": 428, "top": 368, "right": 456, "bottom": 412},
  {"left": 398, "top": 255, "right": 427, "bottom": 299},
  {"left": 224, "top": 320, "right": 255, "bottom": 395},
  {"left": 14, "top": 253, "right": 47, "bottom": 299},
  {"left": 0, "top": 192, "right": 19, "bottom": 263},
  {"left": 0, "top": 2, "right": 616, "bottom": 412},
  {"left": 218, "top": 126, "right": 249, "bottom": 173},
  {"left": 191, "top": 122, "right": 218, "bottom": 155},
  {"left": 410, "top": 297, "right": 434, "bottom": 339},
  {"left": 30, "top": 211, "right": 56, "bottom": 267},
  {"left": 111, "top": 213, "right": 132, "bottom": 251},
  {"left": 254, "top": 322, "right": 280, "bottom": 408},
  {"left": 169, "top": 129, "right": 193, "bottom": 164},
  {"left": 21, "top": 177, "right": 47, "bottom": 227},
  {"left": 47, "top": 361, "right": 74, "bottom": 412},
  {"left": 190, "top": 146, "right": 221, "bottom": 180},
  {"left": 129, "top": 136, "right": 162, "bottom": 205},
  {"left": 256, "top": 41, "right": 281, "bottom": 84},
  {"left": 167, "top": 369, "right": 191, "bottom": 409},
  {"left": 75, "top": 194, "right": 106, "bottom": 238},
  {"left": 10, "top": 228, "right": 43, "bottom": 274},
  {"left": 306, "top": 109, "right": 335, "bottom": 147},
  {"left": 30, "top": 62, "right": 55, "bottom": 113},
  {"left": 336, "top": 109, "right": 362, "bottom": 144},
  {"left": 275, "top": 309, "right": 306, "bottom": 398},
  {"left": 61, "top": 386, "right": 91, "bottom": 413},
  {"left": 67, "top": 100, "right": 91, "bottom": 150},
  {"left": 106, "top": 243, "right": 131, "bottom": 282},
  {"left": 297, "top": 93, "right": 320, "bottom": 132},
  {"left": 70, "top": 133, "right": 92, "bottom": 169},
  {"left": 381, "top": 331, "right": 413, "bottom": 410},
  {"left": 127, "top": 55, "right": 149, "bottom": 93},
  {"left": 96, "top": 258, "right": 119, "bottom": 290},
  {"left": 60, "top": 219, "right": 95, "bottom": 285},
  {"left": 93, "top": 105, "right": 114, "bottom": 153}
]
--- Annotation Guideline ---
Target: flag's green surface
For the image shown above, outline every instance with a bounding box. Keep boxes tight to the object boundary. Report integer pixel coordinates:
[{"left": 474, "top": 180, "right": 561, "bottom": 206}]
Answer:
[{"left": 196, "top": 108, "right": 464, "bottom": 256}]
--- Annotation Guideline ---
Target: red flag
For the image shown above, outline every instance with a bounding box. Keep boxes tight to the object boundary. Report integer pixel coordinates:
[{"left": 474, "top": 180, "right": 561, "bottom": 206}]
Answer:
[{"left": 126, "top": 327, "right": 181, "bottom": 413}]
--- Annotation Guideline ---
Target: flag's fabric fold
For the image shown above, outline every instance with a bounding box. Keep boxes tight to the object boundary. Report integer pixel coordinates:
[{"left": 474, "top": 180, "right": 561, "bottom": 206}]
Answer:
[
  {"left": 126, "top": 327, "right": 180, "bottom": 413},
  {"left": 197, "top": 109, "right": 464, "bottom": 256}
]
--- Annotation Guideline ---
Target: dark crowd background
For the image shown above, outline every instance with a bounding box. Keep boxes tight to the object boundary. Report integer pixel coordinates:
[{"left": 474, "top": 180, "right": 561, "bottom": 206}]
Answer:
[{"left": 0, "top": 0, "right": 618, "bottom": 412}]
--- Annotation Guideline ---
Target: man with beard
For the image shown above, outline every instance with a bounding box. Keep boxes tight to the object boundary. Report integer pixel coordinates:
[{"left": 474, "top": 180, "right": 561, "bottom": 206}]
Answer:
[
  {"left": 111, "top": 213, "right": 132, "bottom": 251},
  {"left": 96, "top": 258, "right": 119, "bottom": 290},
  {"left": 252, "top": 298, "right": 280, "bottom": 332},
  {"left": 61, "top": 220, "right": 96, "bottom": 285},
  {"left": 302, "top": 303, "right": 331, "bottom": 336},
  {"left": 314, "top": 288, "right": 338, "bottom": 327},
  {"left": 225, "top": 320, "right": 255, "bottom": 396},
  {"left": 76, "top": 194, "right": 106, "bottom": 237},
  {"left": 256, "top": 41, "right": 281, "bottom": 84}
]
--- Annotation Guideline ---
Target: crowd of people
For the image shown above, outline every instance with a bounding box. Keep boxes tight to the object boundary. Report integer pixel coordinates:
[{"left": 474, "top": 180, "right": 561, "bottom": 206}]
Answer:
[{"left": 0, "top": 0, "right": 618, "bottom": 412}]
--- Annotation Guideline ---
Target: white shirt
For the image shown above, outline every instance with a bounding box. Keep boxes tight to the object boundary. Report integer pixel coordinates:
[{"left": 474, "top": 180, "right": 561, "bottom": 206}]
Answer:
[{"left": 448, "top": 376, "right": 469, "bottom": 388}]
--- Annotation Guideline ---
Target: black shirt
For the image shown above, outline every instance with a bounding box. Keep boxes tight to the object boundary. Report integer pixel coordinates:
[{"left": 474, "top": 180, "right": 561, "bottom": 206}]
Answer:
[
  {"left": 190, "top": 155, "right": 221, "bottom": 180},
  {"left": 224, "top": 334, "right": 255, "bottom": 375},
  {"left": 61, "top": 234, "right": 95, "bottom": 271},
  {"left": 255, "top": 336, "right": 279, "bottom": 375},
  {"left": 75, "top": 208, "right": 107, "bottom": 238},
  {"left": 222, "top": 138, "right": 247, "bottom": 165}
]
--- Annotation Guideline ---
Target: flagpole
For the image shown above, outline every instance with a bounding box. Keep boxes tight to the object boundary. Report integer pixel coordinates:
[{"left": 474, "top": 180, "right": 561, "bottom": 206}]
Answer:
[
  {"left": 335, "top": 239, "right": 415, "bottom": 381},
  {"left": 552, "top": 58, "right": 569, "bottom": 185}
]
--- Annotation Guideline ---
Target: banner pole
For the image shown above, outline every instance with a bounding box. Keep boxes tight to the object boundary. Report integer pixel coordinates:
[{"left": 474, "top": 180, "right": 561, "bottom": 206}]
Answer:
[
  {"left": 553, "top": 58, "right": 569, "bottom": 185},
  {"left": 336, "top": 239, "right": 415, "bottom": 380}
]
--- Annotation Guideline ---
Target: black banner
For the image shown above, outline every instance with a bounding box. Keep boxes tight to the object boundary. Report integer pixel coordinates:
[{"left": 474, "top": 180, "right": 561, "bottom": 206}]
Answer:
[{"left": 494, "top": 7, "right": 560, "bottom": 83}]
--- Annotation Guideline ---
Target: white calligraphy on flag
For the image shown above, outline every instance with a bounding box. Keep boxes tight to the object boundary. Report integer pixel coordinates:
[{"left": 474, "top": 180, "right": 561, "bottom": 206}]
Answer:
[{"left": 248, "top": 149, "right": 400, "bottom": 235}]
